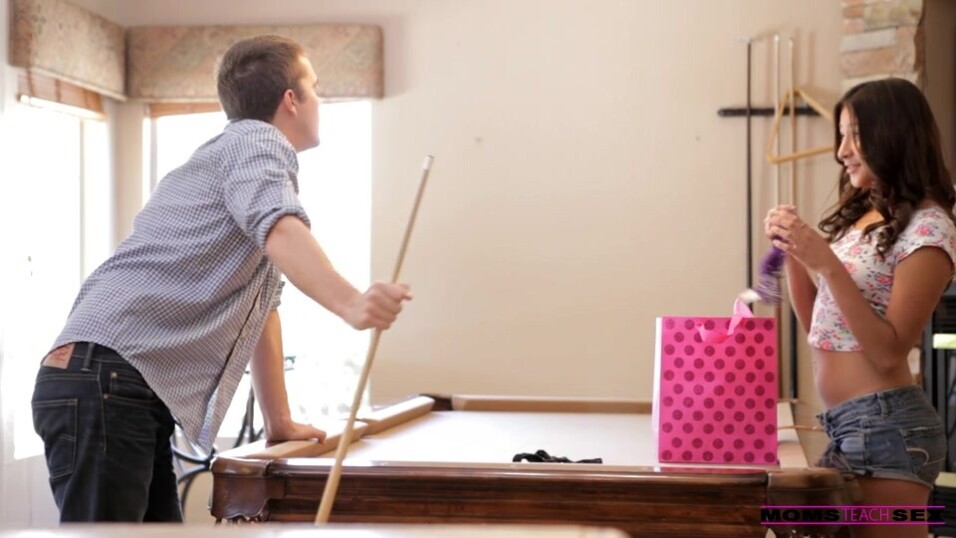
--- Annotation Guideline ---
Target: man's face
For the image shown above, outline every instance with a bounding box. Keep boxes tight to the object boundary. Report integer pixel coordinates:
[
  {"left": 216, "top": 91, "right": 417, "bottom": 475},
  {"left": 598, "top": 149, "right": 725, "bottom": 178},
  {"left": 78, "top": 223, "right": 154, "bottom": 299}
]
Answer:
[{"left": 293, "top": 56, "right": 321, "bottom": 150}]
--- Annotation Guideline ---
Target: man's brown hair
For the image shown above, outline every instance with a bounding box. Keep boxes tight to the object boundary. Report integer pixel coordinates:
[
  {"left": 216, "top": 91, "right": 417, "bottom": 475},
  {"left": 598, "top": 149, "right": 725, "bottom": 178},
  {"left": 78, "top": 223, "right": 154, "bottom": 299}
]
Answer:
[{"left": 217, "top": 35, "right": 306, "bottom": 122}]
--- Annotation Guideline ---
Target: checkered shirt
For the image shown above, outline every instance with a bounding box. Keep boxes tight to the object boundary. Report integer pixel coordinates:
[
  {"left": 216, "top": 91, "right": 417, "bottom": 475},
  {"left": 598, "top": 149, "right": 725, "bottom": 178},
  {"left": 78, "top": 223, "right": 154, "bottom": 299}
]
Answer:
[{"left": 53, "top": 119, "right": 309, "bottom": 451}]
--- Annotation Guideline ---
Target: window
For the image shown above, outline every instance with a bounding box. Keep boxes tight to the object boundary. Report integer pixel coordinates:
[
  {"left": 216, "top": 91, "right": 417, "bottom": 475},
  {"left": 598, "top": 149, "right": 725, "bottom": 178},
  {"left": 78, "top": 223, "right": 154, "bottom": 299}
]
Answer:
[
  {"left": 0, "top": 101, "right": 110, "bottom": 459},
  {"left": 148, "top": 102, "right": 372, "bottom": 436}
]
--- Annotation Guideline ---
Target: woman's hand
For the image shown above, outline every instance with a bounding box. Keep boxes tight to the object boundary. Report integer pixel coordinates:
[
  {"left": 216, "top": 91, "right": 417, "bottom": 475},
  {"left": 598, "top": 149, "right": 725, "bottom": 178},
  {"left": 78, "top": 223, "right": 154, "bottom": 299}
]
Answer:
[
  {"left": 766, "top": 206, "right": 841, "bottom": 275},
  {"left": 764, "top": 204, "right": 796, "bottom": 240}
]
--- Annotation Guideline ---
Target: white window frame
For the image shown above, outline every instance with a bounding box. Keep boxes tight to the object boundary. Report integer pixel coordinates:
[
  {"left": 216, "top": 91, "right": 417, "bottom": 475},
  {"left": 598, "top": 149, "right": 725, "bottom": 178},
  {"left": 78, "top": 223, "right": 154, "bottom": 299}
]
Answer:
[{"left": 0, "top": 99, "right": 111, "bottom": 461}]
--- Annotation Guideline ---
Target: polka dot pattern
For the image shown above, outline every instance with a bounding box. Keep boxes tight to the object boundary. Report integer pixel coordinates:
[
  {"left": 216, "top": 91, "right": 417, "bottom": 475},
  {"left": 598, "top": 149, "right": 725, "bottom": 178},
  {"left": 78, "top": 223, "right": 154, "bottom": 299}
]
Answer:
[{"left": 655, "top": 315, "right": 778, "bottom": 465}]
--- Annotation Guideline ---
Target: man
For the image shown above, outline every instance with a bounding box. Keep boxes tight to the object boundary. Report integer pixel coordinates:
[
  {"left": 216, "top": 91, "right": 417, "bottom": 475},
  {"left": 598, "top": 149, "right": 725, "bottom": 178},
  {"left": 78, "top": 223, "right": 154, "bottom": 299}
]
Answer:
[{"left": 31, "top": 35, "right": 411, "bottom": 522}]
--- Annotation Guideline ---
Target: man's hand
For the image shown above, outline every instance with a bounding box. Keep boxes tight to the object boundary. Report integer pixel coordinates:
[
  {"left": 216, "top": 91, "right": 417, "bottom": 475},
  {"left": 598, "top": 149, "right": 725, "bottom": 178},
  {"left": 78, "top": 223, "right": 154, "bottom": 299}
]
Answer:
[
  {"left": 265, "top": 419, "right": 327, "bottom": 443},
  {"left": 341, "top": 281, "right": 413, "bottom": 330}
]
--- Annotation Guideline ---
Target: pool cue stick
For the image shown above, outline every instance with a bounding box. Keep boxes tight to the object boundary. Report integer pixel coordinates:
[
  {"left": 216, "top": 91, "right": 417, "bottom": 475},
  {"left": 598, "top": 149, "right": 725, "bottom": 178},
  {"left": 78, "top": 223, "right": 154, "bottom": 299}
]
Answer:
[
  {"left": 789, "top": 37, "right": 796, "bottom": 207},
  {"left": 314, "top": 154, "right": 434, "bottom": 525}
]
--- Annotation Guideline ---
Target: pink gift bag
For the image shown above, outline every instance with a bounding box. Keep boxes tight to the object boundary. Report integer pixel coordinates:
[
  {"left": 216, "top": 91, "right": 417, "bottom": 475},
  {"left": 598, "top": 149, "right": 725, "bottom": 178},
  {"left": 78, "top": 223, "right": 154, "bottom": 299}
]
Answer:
[{"left": 652, "top": 300, "right": 778, "bottom": 465}]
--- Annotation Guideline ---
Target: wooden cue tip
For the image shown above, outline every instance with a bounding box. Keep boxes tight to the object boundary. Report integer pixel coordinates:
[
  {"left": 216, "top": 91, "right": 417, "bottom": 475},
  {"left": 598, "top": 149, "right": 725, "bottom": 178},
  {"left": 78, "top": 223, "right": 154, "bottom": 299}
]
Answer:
[{"left": 779, "top": 424, "right": 824, "bottom": 432}]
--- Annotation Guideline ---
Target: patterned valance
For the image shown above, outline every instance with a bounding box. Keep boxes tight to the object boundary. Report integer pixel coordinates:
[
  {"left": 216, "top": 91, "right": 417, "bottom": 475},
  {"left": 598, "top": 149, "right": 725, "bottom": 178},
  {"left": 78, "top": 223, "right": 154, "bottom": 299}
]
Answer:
[
  {"left": 8, "top": 2, "right": 383, "bottom": 104},
  {"left": 127, "top": 25, "right": 384, "bottom": 102},
  {"left": 9, "top": 0, "right": 126, "bottom": 100}
]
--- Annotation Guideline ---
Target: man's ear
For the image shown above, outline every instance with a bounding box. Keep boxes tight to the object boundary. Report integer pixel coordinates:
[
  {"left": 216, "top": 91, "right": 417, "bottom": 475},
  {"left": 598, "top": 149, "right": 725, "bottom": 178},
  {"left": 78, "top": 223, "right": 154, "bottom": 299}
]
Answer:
[{"left": 280, "top": 88, "right": 297, "bottom": 115}]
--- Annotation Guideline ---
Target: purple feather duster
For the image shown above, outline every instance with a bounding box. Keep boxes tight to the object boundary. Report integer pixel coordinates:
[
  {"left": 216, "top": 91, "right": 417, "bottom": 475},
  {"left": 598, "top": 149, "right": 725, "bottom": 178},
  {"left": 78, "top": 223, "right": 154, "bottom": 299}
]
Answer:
[{"left": 753, "top": 244, "right": 785, "bottom": 304}]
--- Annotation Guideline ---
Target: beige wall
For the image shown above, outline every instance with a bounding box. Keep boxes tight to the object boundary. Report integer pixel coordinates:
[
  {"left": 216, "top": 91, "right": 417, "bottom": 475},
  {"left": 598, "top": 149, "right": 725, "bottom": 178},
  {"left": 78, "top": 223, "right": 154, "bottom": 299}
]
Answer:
[
  {"left": 67, "top": 0, "right": 845, "bottom": 407},
  {"left": 0, "top": 0, "right": 859, "bottom": 525}
]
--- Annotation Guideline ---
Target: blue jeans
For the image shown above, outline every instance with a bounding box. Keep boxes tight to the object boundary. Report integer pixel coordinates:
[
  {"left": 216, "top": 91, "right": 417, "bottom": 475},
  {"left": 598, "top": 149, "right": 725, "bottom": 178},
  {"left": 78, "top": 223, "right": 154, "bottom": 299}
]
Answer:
[
  {"left": 31, "top": 342, "right": 183, "bottom": 522},
  {"left": 816, "top": 384, "right": 946, "bottom": 489}
]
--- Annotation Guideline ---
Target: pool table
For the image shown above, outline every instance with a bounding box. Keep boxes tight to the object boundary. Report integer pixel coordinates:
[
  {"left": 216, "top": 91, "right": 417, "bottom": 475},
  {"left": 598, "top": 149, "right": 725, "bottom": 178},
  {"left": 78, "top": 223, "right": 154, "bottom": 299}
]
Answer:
[
  {"left": 211, "top": 395, "right": 859, "bottom": 537},
  {"left": 0, "top": 524, "right": 626, "bottom": 538}
]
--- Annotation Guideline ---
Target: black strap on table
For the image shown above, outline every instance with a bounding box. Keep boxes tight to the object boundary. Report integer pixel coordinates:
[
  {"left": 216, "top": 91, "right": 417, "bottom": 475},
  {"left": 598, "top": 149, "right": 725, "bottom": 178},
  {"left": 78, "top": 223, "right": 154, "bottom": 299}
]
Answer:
[{"left": 512, "top": 449, "right": 602, "bottom": 464}]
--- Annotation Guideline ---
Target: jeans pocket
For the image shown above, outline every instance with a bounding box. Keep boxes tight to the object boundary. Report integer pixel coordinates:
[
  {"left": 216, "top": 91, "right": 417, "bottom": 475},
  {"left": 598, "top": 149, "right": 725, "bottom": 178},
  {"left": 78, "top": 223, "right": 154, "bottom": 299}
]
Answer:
[
  {"left": 901, "top": 424, "right": 946, "bottom": 483},
  {"left": 107, "top": 368, "right": 156, "bottom": 403},
  {"left": 32, "top": 399, "right": 78, "bottom": 480},
  {"left": 860, "top": 416, "right": 910, "bottom": 470},
  {"left": 104, "top": 367, "right": 162, "bottom": 444}
]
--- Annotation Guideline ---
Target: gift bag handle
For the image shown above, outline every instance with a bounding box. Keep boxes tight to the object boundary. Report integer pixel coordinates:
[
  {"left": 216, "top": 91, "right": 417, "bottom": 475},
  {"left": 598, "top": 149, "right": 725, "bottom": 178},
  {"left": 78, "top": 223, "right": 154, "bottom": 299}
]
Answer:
[{"left": 695, "top": 298, "right": 754, "bottom": 344}]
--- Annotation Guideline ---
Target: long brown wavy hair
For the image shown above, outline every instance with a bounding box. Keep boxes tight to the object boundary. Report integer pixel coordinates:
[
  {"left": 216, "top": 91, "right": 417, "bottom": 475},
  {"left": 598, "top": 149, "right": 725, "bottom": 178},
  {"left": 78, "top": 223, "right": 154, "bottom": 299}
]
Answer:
[{"left": 818, "top": 78, "right": 956, "bottom": 257}]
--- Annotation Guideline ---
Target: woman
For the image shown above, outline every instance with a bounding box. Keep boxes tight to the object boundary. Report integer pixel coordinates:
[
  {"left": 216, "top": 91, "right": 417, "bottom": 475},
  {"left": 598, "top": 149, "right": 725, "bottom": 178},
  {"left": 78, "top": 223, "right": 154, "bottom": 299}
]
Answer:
[{"left": 765, "top": 77, "right": 956, "bottom": 537}]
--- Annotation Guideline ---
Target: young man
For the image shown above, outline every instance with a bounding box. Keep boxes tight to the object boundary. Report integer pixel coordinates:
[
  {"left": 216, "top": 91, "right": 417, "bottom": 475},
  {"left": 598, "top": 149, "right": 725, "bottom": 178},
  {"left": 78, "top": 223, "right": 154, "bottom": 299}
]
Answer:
[{"left": 31, "top": 35, "right": 411, "bottom": 522}]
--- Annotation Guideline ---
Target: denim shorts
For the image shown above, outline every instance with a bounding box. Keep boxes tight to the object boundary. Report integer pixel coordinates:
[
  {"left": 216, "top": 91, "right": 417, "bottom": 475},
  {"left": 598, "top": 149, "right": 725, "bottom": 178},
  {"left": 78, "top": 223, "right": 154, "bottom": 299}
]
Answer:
[{"left": 815, "top": 384, "right": 945, "bottom": 489}]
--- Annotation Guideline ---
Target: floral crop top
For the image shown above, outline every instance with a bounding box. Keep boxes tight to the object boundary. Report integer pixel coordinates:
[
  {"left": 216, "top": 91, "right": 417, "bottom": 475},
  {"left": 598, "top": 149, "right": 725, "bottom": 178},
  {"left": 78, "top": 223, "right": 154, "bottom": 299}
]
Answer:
[{"left": 808, "top": 205, "right": 956, "bottom": 351}]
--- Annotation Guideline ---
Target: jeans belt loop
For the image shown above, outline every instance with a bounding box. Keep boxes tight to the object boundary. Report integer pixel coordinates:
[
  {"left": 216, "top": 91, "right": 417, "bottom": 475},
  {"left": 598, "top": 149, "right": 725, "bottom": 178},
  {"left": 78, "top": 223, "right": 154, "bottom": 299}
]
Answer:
[
  {"left": 878, "top": 392, "right": 889, "bottom": 416},
  {"left": 80, "top": 343, "right": 96, "bottom": 372}
]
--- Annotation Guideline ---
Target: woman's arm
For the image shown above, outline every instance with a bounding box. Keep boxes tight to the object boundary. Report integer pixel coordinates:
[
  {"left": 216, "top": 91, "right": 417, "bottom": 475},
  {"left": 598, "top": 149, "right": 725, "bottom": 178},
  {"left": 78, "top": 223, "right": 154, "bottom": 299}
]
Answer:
[
  {"left": 784, "top": 256, "right": 817, "bottom": 332},
  {"left": 820, "top": 247, "right": 950, "bottom": 372},
  {"left": 770, "top": 208, "right": 951, "bottom": 373}
]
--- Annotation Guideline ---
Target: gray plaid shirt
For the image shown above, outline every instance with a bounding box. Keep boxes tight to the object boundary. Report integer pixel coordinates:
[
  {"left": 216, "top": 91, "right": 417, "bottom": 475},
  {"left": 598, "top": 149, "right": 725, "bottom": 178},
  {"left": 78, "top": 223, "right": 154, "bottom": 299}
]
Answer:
[{"left": 53, "top": 119, "right": 309, "bottom": 451}]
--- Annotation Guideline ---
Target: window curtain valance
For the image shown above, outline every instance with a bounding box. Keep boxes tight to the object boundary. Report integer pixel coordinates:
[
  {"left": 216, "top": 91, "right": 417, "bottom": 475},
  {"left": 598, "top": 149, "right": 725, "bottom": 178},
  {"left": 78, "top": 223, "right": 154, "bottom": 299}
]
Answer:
[
  {"left": 9, "top": 0, "right": 126, "bottom": 100},
  {"left": 9, "top": 0, "right": 384, "bottom": 105},
  {"left": 126, "top": 25, "right": 384, "bottom": 102}
]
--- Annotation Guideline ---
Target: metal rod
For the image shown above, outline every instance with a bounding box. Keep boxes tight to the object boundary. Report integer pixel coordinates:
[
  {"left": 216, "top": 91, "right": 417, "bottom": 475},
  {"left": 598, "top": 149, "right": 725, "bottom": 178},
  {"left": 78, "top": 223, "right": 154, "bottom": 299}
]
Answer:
[
  {"left": 746, "top": 38, "right": 753, "bottom": 290},
  {"left": 774, "top": 33, "right": 781, "bottom": 227},
  {"left": 789, "top": 37, "right": 797, "bottom": 205},
  {"left": 788, "top": 37, "right": 799, "bottom": 400},
  {"left": 773, "top": 34, "right": 785, "bottom": 399},
  {"left": 717, "top": 106, "right": 820, "bottom": 117}
]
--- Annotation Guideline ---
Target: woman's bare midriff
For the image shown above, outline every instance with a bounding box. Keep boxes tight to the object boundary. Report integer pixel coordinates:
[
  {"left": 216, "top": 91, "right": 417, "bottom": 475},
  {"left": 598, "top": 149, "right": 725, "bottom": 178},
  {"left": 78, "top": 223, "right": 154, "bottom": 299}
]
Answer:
[{"left": 812, "top": 347, "right": 915, "bottom": 408}]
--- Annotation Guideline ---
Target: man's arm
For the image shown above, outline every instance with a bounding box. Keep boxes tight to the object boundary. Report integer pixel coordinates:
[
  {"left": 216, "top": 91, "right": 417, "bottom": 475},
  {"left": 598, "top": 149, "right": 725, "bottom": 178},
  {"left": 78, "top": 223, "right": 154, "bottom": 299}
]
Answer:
[
  {"left": 264, "top": 215, "right": 411, "bottom": 330},
  {"left": 250, "top": 309, "right": 326, "bottom": 442}
]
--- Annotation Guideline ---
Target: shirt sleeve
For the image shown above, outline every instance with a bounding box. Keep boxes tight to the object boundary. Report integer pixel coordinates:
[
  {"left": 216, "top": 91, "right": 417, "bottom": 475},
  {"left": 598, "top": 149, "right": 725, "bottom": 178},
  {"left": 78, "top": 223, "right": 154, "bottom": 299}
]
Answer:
[
  {"left": 222, "top": 131, "right": 311, "bottom": 250},
  {"left": 271, "top": 279, "right": 285, "bottom": 310},
  {"left": 895, "top": 210, "right": 956, "bottom": 278}
]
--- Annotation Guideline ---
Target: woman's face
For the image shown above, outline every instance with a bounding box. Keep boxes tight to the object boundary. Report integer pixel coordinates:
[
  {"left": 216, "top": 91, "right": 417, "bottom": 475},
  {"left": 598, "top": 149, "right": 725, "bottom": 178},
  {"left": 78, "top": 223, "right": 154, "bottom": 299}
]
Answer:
[{"left": 838, "top": 107, "right": 877, "bottom": 190}]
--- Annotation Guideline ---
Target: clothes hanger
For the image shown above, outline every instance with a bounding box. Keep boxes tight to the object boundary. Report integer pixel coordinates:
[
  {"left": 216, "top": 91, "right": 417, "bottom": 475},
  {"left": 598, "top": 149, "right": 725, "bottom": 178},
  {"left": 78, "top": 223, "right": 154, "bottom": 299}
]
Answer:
[{"left": 765, "top": 86, "right": 834, "bottom": 165}]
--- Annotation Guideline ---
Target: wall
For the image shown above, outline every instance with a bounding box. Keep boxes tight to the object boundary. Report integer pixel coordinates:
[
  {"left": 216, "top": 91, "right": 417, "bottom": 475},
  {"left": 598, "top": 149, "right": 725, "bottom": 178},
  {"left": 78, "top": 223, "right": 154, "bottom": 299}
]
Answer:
[
  {"left": 839, "top": 0, "right": 924, "bottom": 88},
  {"left": 837, "top": 0, "right": 954, "bottom": 170},
  {"left": 64, "top": 0, "right": 845, "bottom": 408},
  {"left": 0, "top": 0, "right": 858, "bottom": 525}
]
